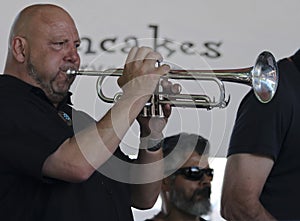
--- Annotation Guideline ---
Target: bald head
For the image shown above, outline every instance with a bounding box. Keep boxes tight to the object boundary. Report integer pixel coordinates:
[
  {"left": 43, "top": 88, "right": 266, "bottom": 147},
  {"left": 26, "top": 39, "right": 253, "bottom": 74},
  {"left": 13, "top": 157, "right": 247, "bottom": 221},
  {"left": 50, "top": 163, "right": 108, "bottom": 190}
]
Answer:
[{"left": 9, "top": 4, "right": 74, "bottom": 45}]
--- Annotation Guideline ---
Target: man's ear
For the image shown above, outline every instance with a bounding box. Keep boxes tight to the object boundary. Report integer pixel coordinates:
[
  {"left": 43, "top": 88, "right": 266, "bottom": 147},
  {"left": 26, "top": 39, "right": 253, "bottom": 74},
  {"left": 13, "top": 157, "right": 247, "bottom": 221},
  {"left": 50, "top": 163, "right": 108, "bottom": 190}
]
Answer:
[{"left": 12, "top": 36, "right": 27, "bottom": 63}]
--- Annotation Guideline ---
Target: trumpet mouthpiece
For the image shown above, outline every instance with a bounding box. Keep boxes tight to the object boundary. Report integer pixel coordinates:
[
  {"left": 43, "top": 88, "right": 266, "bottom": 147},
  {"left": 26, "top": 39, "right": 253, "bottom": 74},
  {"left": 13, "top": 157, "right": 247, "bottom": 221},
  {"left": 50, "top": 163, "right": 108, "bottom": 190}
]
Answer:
[{"left": 66, "top": 69, "right": 77, "bottom": 75}]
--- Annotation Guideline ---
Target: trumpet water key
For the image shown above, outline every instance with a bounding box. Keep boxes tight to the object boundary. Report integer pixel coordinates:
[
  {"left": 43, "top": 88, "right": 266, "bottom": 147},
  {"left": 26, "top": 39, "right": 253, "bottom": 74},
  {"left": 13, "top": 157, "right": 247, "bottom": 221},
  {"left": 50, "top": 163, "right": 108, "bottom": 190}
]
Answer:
[{"left": 67, "top": 51, "right": 279, "bottom": 117}]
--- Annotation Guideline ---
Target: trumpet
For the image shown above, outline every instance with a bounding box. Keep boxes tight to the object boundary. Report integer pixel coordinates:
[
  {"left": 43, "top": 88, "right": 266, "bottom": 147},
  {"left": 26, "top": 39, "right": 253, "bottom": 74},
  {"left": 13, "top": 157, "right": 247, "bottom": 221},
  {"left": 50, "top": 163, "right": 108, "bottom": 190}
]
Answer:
[{"left": 67, "top": 51, "right": 278, "bottom": 117}]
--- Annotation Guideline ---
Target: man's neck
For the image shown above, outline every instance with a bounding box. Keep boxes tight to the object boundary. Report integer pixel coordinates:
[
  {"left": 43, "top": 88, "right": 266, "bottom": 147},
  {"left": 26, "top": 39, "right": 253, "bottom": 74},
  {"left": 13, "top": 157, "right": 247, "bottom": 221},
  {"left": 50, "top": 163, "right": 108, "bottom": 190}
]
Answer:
[{"left": 164, "top": 207, "right": 204, "bottom": 221}]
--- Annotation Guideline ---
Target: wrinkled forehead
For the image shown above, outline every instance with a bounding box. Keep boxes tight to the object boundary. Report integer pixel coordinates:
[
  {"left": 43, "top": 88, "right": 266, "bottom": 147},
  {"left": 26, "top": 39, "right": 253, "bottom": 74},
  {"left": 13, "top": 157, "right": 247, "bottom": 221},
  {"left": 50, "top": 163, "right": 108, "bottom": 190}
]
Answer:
[{"left": 33, "top": 7, "right": 77, "bottom": 32}]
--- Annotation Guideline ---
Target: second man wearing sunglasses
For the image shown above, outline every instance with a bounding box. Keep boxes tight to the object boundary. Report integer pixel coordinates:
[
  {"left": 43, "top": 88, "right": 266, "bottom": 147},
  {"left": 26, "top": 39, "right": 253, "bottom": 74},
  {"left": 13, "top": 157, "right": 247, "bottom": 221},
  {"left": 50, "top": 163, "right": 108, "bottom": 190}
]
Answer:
[{"left": 146, "top": 133, "right": 213, "bottom": 221}]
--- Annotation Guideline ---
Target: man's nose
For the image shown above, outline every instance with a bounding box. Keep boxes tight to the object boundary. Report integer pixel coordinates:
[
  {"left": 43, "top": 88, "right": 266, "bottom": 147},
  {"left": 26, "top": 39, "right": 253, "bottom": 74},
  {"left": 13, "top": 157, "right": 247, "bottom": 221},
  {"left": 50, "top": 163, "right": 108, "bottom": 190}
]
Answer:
[
  {"left": 199, "top": 174, "right": 212, "bottom": 188},
  {"left": 64, "top": 45, "right": 80, "bottom": 64}
]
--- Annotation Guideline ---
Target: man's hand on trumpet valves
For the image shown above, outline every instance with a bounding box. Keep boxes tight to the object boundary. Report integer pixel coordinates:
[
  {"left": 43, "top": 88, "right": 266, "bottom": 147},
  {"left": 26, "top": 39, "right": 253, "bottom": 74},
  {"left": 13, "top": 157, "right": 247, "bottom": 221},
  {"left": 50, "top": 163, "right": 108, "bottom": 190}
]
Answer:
[
  {"left": 137, "top": 76, "right": 182, "bottom": 151},
  {"left": 117, "top": 46, "right": 171, "bottom": 99},
  {"left": 116, "top": 46, "right": 182, "bottom": 149}
]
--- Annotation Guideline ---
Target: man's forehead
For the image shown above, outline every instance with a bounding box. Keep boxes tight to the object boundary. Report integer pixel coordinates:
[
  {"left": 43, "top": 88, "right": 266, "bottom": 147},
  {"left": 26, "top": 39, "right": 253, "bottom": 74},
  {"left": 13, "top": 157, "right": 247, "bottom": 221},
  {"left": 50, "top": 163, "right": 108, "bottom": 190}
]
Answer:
[{"left": 182, "top": 153, "right": 208, "bottom": 167}]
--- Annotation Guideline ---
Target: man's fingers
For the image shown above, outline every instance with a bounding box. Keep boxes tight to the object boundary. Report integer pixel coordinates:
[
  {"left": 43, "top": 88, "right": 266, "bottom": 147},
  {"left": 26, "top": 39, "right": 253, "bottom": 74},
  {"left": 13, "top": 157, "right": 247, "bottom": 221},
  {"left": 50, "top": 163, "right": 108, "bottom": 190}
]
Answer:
[
  {"left": 134, "top": 47, "right": 153, "bottom": 61},
  {"left": 125, "top": 47, "right": 138, "bottom": 64},
  {"left": 162, "top": 104, "right": 171, "bottom": 118},
  {"left": 171, "top": 83, "right": 181, "bottom": 94},
  {"left": 161, "top": 79, "right": 181, "bottom": 94}
]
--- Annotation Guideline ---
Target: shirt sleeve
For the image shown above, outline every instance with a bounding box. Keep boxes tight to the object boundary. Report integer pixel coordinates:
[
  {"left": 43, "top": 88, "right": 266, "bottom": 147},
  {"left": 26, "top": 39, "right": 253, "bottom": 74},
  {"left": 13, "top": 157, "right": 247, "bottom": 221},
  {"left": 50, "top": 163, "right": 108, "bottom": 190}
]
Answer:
[
  {"left": 228, "top": 86, "right": 290, "bottom": 161},
  {"left": 0, "top": 99, "right": 73, "bottom": 181}
]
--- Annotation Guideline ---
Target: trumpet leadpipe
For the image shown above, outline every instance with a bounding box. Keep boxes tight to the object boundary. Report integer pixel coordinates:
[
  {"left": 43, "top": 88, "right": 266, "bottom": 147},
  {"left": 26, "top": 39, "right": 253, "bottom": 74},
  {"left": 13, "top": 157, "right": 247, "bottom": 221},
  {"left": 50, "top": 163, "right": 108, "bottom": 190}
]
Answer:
[{"left": 66, "top": 69, "right": 123, "bottom": 76}]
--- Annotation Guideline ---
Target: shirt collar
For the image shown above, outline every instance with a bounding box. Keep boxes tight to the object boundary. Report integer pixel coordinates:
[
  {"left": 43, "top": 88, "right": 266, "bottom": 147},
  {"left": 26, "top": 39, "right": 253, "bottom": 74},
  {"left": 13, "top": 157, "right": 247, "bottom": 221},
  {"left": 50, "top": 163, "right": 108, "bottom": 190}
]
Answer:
[
  {"left": 1, "top": 74, "right": 73, "bottom": 109},
  {"left": 30, "top": 87, "right": 73, "bottom": 109}
]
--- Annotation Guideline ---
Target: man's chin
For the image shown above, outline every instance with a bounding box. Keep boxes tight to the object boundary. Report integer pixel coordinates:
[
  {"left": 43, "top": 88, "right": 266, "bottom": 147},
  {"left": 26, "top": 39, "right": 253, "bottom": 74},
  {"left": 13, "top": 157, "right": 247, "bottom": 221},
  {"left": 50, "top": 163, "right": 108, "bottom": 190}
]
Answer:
[
  {"left": 47, "top": 90, "right": 69, "bottom": 104},
  {"left": 52, "top": 82, "right": 72, "bottom": 95},
  {"left": 189, "top": 200, "right": 212, "bottom": 217},
  {"left": 193, "top": 195, "right": 205, "bottom": 202},
  {"left": 55, "top": 82, "right": 71, "bottom": 91}
]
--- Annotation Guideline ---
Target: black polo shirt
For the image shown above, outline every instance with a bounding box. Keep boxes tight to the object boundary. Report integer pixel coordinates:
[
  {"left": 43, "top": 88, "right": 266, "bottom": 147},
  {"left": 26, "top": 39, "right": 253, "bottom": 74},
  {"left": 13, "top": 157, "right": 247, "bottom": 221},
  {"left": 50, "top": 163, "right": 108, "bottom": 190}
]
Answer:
[{"left": 0, "top": 75, "right": 133, "bottom": 221}]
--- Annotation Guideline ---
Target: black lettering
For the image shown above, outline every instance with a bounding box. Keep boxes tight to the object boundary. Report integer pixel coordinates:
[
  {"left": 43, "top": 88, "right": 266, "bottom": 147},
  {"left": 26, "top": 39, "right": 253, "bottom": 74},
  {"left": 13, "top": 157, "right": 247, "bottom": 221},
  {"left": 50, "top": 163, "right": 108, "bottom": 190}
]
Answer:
[
  {"left": 149, "top": 24, "right": 176, "bottom": 57},
  {"left": 79, "top": 37, "right": 96, "bottom": 54},
  {"left": 121, "top": 36, "right": 139, "bottom": 53},
  {"left": 149, "top": 24, "right": 158, "bottom": 49},
  {"left": 156, "top": 38, "right": 176, "bottom": 57},
  {"left": 201, "top": 42, "right": 222, "bottom": 58},
  {"left": 100, "top": 38, "right": 117, "bottom": 53},
  {"left": 180, "top": 42, "right": 196, "bottom": 55}
]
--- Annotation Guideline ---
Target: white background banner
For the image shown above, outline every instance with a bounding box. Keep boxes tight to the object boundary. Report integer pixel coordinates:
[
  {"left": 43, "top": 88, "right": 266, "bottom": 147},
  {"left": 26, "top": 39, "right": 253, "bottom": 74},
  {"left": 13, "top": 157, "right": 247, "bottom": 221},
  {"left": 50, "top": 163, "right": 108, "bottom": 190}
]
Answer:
[{"left": 1, "top": 0, "right": 299, "bottom": 220}]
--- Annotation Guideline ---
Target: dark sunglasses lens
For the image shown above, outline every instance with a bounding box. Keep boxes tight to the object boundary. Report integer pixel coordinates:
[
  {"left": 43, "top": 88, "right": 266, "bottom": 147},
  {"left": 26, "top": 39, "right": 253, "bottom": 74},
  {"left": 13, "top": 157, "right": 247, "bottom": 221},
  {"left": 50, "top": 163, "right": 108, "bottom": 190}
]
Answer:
[
  {"left": 204, "top": 168, "right": 214, "bottom": 177},
  {"left": 184, "top": 168, "right": 213, "bottom": 181}
]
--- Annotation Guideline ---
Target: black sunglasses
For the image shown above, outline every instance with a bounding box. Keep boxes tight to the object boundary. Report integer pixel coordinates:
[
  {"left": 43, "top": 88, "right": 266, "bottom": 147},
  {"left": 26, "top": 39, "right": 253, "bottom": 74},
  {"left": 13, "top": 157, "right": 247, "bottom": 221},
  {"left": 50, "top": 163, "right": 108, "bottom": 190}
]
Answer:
[{"left": 174, "top": 166, "right": 214, "bottom": 181}]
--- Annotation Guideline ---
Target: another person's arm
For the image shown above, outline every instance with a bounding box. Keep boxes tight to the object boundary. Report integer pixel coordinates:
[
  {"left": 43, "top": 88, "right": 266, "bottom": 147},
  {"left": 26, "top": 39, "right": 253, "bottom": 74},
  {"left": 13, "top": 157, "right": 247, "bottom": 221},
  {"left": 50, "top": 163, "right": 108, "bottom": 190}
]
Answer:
[{"left": 221, "top": 153, "right": 277, "bottom": 221}]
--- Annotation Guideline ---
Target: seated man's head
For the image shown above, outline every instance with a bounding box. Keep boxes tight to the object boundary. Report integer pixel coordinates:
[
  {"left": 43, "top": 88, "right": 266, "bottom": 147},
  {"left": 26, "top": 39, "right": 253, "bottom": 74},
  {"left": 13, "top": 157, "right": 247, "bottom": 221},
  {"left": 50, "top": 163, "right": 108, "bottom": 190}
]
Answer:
[{"left": 161, "top": 133, "right": 213, "bottom": 217}]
